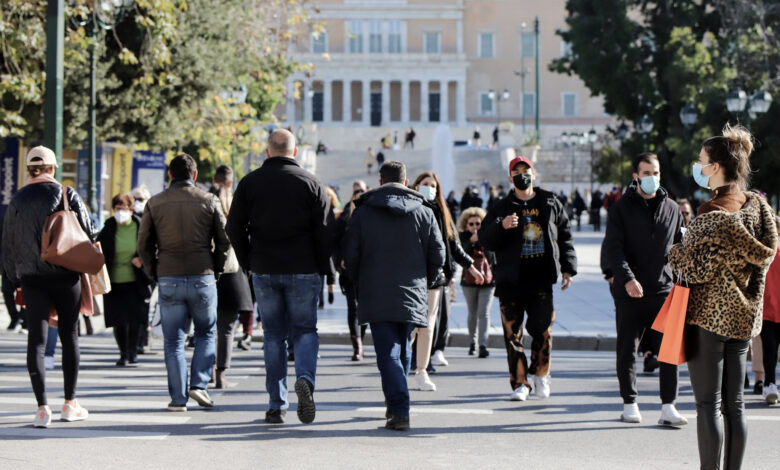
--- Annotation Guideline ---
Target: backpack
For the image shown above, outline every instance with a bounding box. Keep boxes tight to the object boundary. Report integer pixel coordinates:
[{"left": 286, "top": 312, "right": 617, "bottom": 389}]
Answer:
[{"left": 464, "top": 245, "right": 493, "bottom": 285}]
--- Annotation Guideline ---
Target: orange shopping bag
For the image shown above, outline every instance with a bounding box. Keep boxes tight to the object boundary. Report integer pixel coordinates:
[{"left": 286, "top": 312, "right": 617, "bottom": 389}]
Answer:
[{"left": 651, "top": 283, "right": 690, "bottom": 365}]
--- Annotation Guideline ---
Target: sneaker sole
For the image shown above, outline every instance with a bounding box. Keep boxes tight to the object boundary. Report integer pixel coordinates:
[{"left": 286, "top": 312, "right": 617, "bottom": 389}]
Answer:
[
  {"left": 188, "top": 391, "right": 214, "bottom": 408},
  {"left": 658, "top": 419, "right": 687, "bottom": 427},
  {"left": 168, "top": 406, "right": 187, "bottom": 412},
  {"left": 61, "top": 415, "right": 87, "bottom": 422},
  {"left": 295, "top": 379, "right": 316, "bottom": 424},
  {"left": 620, "top": 415, "right": 641, "bottom": 423},
  {"left": 33, "top": 422, "right": 50, "bottom": 428}
]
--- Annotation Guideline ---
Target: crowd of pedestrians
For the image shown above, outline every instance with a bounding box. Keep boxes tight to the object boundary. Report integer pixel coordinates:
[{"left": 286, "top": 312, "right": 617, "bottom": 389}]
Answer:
[{"left": 1, "top": 123, "right": 778, "bottom": 470}]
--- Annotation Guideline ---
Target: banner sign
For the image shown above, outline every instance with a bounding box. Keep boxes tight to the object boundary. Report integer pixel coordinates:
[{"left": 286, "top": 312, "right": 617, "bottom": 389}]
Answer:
[
  {"left": 0, "top": 137, "right": 21, "bottom": 221},
  {"left": 132, "top": 150, "right": 166, "bottom": 196},
  {"left": 76, "top": 148, "right": 104, "bottom": 213},
  {"left": 111, "top": 146, "right": 133, "bottom": 197}
]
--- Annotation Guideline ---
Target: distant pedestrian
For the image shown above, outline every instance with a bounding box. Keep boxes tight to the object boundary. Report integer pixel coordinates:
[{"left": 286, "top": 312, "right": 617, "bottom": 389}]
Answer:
[
  {"left": 226, "top": 129, "right": 332, "bottom": 425},
  {"left": 473, "top": 128, "right": 481, "bottom": 147},
  {"left": 492, "top": 126, "right": 499, "bottom": 148},
  {"left": 344, "top": 161, "right": 446, "bottom": 430},
  {"left": 404, "top": 128, "right": 416, "bottom": 149},
  {"left": 460, "top": 186, "right": 483, "bottom": 212},
  {"left": 376, "top": 150, "right": 385, "bottom": 169},
  {"left": 759, "top": 215, "right": 780, "bottom": 403},
  {"left": 590, "top": 189, "right": 604, "bottom": 231},
  {"left": 365, "top": 147, "right": 375, "bottom": 174},
  {"left": 677, "top": 199, "right": 693, "bottom": 228},
  {"left": 138, "top": 153, "right": 230, "bottom": 412},
  {"left": 572, "top": 190, "right": 586, "bottom": 231},
  {"left": 2, "top": 146, "right": 96, "bottom": 427}
]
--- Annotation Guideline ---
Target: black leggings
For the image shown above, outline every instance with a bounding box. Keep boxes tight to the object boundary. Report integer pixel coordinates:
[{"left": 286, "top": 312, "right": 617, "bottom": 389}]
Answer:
[
  {"left": 2, "top": 275, "right": 23, "bottom": 325},
  {"left": 761, "top": 320, "right": 780, "bottom": 385},
  {"left": 344, "top": 281, "right": 365, "bottom": 339},
  {"left": 22, "top": 275, "right": 82, "bottom": 407},
  {"left": 432, "top": 285, "right": 450, "bottom": 353},
  {"left": 686, "top": 324, "right": 749, "bottom": 470}
]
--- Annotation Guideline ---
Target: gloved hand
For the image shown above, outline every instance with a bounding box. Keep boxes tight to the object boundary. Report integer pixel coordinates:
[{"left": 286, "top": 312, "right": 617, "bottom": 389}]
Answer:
[{"left": 328, "top": 291, "right": 334, "bottom": 304}]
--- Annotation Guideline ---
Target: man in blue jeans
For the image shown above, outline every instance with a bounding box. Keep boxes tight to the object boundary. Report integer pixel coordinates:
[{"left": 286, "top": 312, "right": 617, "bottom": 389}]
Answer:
[
  {"left": 226, "top": 129, "right": 332, "bottom": 424},
  {"left": 344, "top": 161, "right": 445, "bottom": 430},
  {"left": 138, "top": 154, "right": 230, "bottom": 412}
]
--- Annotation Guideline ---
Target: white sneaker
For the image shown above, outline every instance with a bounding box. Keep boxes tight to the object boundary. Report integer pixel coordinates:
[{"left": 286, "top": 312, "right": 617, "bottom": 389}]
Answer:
[
  {"left": 414, "top": 371, "right": 436, "bottom": 391},
  {"left": 61, "top": 401, "right": 89, "bottom": 422},
  {"left": 509, "top": 385, "right": 530, "bottom": 401},
  {"left": 621, "top": 403, "right": 642, "bottom": 423},
  {"left": 658, "top": 403, "right": 688, "bottom": 427},
  {"left": 532, "top": 375, "right": 551, "bottom": 399},
  {"left": 431, "top": 350, "right": 449, "bottom": 366},
  {"left": 764, "top": 383, "right": 778, "bottom": 405},
  {"left": 44, "top": 356, "right": 54, "bottom": 370},
  {"left": 33, "top": 407, "right": 51, "bottom": 428}
]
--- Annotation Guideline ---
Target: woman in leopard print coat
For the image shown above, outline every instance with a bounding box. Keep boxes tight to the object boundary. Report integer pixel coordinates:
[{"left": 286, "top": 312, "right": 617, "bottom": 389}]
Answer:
[{"left": 667, "top": 124, "right": 778, "bottom": 470}]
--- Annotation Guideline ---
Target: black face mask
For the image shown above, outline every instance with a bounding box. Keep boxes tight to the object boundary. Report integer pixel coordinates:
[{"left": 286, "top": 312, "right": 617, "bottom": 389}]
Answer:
[{"left": 513, "top": 174, "right": 532, "bottom": 190}]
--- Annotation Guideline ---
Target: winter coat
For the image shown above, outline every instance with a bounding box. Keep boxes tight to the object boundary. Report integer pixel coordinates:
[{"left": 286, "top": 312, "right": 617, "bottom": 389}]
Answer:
[
  {"left": 459, "top": 230, "right": 496, "bottom": 287},
  {"left": 225, "top": 157, "right": 332, "bottom": 275},
  {"left": 601, "top": 184, "right": 683, "bottom": 300},
  {"left": 97, "top": 215, "right": 153, "bottom": 300},
  {"left": 2, "top": 182, "right": 96, "bottom": 285},
  {"left": 764, "top": 248, "right": 780, "bottom": 324},
  {"left": 478, "top": 188, "right": 577, "bottom": 289},
  {"left": 344, "top": 183, "right": 445, "bottom": 326},
  {"left": 668, "top": 191, "right": 777, "bottom": 339},
  {"left": 138, "top": 180, "right": 230, "bottom": 279}
]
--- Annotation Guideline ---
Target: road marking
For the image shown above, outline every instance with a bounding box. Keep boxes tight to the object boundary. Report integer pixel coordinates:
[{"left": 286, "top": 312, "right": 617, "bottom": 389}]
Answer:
[
  {"left": 0, "top": 427, "right": 169, "bottom": 440},
  {"left": 682, "top": 414, "right": 780, "bottom": 422},
  {"left": 0, "top": 411, "right": 190, "bottom": 425},
  {"left": 316, "top": 405, "right": 492, "bottom": 415},
  {"left": 0, "top": 396, "right": 170, "bottom": 410}
]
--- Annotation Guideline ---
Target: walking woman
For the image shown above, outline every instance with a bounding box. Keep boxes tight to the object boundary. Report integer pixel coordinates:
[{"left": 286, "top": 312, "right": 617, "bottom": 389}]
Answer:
[
  {"left": 97, "top": 193, "right": 153, "bottom": 366},
  {"left": 457, "top": 207, "right": 496, "bottom": 358},
  {"left": 760, "top": 215, "right": 780, "bottom": 404},
  {"left": 410, "top": 171, "right": 484, "bottom": 391},
  {"left": 209, "top": 166, "right": 254, "bottom": 388},
  {"left": 1, "top": 146, "right": 96, "bottom": 427},
  {"left": 668, "top": 124, "right": 778, "bottom": 470}
]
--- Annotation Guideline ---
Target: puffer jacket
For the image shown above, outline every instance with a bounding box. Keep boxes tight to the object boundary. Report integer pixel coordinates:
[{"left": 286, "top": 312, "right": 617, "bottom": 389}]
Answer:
[
  {"left": 344, "top": 183, "right": 446, "bottom": 327},
  {"left": 668, "top": 192, "right": 778, "bottom": 339},
  {"left": 1, "top": 182, "right": 96, "bottom": 285}
]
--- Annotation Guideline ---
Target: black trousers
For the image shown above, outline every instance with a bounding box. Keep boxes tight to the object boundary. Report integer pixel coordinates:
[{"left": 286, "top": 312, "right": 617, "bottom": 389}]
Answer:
[
  {"left": 21, "top": 275, "right": 81, "bottom": 407},
  {"left": 2, "top": 275, "right": 22, "bottom": 326},
  {"left": 344, "top": 281, "right": 365, "bottom": 338},
  {"left": 615, "top": 295, "right": 678, "bottom": 404},
  {"left": 432, "top": 285, "right": 450, "bottom": 352},
  {"left": 761, "top": 320, "right": 780, "bottom": 385},
  {"left": 113, "top": 323, "right": 140, "bottom": 361},
  {"left": 216, "top": 311, "right": 239, "bottom": 370},
  {"left": 686, "top": 324, "right": 748, "bottom": 470}
]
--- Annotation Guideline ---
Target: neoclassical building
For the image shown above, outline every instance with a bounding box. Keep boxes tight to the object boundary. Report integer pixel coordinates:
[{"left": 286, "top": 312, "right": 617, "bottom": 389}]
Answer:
[{"left": 282, "top": 0, "right": 611, "bottom": 143}]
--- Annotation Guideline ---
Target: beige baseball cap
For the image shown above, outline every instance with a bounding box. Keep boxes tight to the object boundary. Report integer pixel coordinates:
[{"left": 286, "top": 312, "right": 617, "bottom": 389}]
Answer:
[{"left": 26, "top": 146, "right": 58, "bottom": 167}]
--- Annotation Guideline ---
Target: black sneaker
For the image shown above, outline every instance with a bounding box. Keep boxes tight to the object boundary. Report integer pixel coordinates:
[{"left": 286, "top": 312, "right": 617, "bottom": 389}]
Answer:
[
  {"left": 426, "top": 363, "right": 437, "bottom": 374},
  {"left": 188, "top": 388, "right": 214, "bottom": 408},
  {"left": 754, "top": 380, "right": 764, "bottom": 395},
  {"left": 468, "top": 343, "right": 475, "bottom": 356},
  {"left": 265, "top": 409, "right": 286, "bottom": 423},
  {"left": 115, "top": 358, "right": 127, "bottom": 367},
  {"left": 294, "top": 378, "right": 316, "bottom": 424},
  {"left": 745, "top": 374, "right": 750, "bottom": 390},
  {"left": 385, "top": 415, "right": 410, "bottom": 431},
  {"left": 478, "top": 346, "right": 489, "bottom": 358}
]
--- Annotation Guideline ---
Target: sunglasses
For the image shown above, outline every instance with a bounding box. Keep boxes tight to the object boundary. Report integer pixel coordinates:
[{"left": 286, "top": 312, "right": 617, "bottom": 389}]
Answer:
[{"left": 468, "top": 222, "right": 481, "bottom": 227}]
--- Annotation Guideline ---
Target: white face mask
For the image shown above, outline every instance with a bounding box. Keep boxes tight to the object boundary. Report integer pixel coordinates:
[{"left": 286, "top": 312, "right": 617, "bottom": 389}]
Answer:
[
  {"left": 134, "top": 200, "right": 146, "bottom": 214},
  {"left": 418, "top": 185, "right": 437, "bottom": 201},
  {"left": 115, "top": 209, "right": 132, "bottom": 224}
]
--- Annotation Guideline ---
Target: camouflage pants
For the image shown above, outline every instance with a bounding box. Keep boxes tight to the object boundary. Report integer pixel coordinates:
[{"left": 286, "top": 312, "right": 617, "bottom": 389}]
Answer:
[{"left": 498, "top": 290, "right": 555, "bottom": 391}]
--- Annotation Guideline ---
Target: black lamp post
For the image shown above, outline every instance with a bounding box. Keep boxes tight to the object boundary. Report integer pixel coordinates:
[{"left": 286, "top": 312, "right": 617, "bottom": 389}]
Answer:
[
  {"left": 616, "top": 121, "right": 629, "bottom": 185},
  {"left": 588, "top": 128, "right": 598, "bottom": 193}
]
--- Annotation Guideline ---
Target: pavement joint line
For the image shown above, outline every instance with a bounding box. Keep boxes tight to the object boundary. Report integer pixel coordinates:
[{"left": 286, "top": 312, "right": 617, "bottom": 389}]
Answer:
[{"left": 0, "top": 411, "right": 191, "bottom": 425}]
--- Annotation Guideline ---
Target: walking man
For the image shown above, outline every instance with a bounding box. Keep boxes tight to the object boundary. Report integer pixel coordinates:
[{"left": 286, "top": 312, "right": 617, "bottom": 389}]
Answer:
[
  {"left": 345, "top": 161, "right": 445, "bottom": 430},
  {"left": 479, "top": 156, "right": 577, "bottom": 401},
  {"left": 138, "top": 154, "right": 230, "bottom": 411},
  {"left": 226, "top": 129, "right": 332, "bottom": 424},
  {"left": 602, "top": 152, "right": 686, "bottom": 426}
]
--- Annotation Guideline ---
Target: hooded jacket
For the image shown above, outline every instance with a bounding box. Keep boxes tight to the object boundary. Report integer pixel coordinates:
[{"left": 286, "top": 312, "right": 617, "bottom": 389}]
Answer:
[
  {"left": 344, "top": 183, "right": 446, "bottom": 326},
  {"left": 668, "top": 192, "right": 778, "bottom": 339}
]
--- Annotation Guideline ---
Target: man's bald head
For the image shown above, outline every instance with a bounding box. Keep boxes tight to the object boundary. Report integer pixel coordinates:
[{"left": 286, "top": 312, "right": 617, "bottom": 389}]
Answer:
[{"left": 267, "top": 129, "right": 297, "bottom": 158}]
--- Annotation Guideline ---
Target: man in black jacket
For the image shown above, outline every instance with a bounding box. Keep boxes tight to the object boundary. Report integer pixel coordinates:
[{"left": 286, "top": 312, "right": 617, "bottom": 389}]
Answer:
[
  {"left": 344, "top": 161, "right": 445, "bottom": 431},
  {"left": 602, "top": 152, "right": 686, "bottom": 426},
  {"left": 226, "top": 129, "right": 332, "bottom": 425},
  {"left": 479, "top": 156, "right": 577, "bottom": 402}
]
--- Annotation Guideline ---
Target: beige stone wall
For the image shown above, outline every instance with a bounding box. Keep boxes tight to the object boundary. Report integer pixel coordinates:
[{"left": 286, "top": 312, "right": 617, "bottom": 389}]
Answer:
[{"left": 407, "top": 19, "right": 458, "bottom": 53}]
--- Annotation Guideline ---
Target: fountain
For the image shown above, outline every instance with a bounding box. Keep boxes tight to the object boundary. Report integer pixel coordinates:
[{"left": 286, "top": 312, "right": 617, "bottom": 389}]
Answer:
[{"left": 431, "top": 125, "right": 456, "bottom": 196}]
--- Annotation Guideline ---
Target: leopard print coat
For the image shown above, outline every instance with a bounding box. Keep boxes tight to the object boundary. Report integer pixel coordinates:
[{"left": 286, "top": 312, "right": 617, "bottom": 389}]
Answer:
[{"left": 668, "top": 192, "right": 778, "bottom": 340}]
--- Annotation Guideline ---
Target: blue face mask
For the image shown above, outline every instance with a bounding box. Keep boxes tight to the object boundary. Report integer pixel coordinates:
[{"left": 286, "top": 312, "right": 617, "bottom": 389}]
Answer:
[
  {"left": 692, "top": 163, "right": 713, "bottom": 189},
  {"left": 639, "top": 175, "right": 660, "bottom": 195},
  {"left": 418, "top": 185, "right": 437, "bottom": 201}
]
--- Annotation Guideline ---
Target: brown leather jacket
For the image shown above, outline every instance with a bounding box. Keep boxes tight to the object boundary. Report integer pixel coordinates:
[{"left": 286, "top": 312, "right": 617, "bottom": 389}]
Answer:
[{"left": 137, "top": 180, "right": 230, "bottom": 279}]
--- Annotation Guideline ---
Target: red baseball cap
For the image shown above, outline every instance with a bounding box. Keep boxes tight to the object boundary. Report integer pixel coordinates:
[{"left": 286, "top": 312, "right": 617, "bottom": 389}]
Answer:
[{"left": 509, "top": 155, "right": 534, "bottom": 172}]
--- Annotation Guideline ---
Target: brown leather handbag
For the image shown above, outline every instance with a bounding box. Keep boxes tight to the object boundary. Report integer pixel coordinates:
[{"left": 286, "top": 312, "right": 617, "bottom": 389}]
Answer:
[{"left": 41, "top": 186, "right": 105, "bottom": 275}]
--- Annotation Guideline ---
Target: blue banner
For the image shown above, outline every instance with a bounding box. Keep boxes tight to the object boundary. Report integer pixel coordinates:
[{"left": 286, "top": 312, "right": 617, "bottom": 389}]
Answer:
[
  {"left": 132, "top": 150, "right": 166, "bottom": 196},
  {"left": 76, "top": 148, "right": 104, "bottom": 216},
  {"left": 0, "top": 138, "right": 21, "bottom": 221}
]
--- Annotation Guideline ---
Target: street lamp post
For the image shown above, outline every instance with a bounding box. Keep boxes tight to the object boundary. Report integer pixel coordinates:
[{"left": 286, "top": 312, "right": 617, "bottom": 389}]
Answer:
[
  {"left": 44, "top": 0, "right": 65, "bottom": 180},
  {"left": 514, "top": 68, "right": 529, "bottom": 134},
  {"left": 588, "top": 128, "right": 598, "bottom": 193},
  {"left": 488, "top": 88, "right": 510, "bottom": 125},
  {"left": 616, "top": 121, "right": 629, "bottom": 185}
]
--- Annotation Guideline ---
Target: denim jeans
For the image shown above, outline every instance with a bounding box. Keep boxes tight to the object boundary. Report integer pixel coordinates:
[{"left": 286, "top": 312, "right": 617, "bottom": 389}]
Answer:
[
  {"left": 371, "top": 322, "right": 415, "bottom": 417},
  {"left": 252, "top": 273, "right": 320, "bottom": 411},
  {"left": 158, "top": 275, "right": 217, "bottom": 405},
  {"left": 45, "top": 326, "right": 58, "bottom": 357}
]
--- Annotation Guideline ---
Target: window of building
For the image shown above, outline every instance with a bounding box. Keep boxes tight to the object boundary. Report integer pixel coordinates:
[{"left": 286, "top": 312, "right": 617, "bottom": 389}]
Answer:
[
  {"left": 369, "top": 20, "right": 382, "bottom": 53},
  {"left": 479, "top": 32, "right": 495, "bottom": 58},
  {"left": 521, "top": 32, "right": 535, "bottom": 58},
  {"left": 560, "top": 40, "right": 572, "bottom": 57},
  {"left": 424, "top": 32, "right": 441, "bottom": 54},
  {"left": 522, "top": 92, "right": 535, "bottom": 117},
  {"left": 562, "top": 92, "right": 577, "bottom": 117},
  {"left": 347, "top": 20, "right": 363, "bottom": 53},
  {"left": 388, "top": 20, "right": 402, "bottom": 53},
  {"left": 479, "top": 92, "right": 494, "bottom": 116},
  {"left": 311, "top": 31, "right": 327, "bottom": 53}
]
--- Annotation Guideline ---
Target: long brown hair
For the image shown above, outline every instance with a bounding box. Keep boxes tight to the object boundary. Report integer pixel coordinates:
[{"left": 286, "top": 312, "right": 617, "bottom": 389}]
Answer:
[
  {"left": 412, "top": 171, "right": 455, "bottom": 240},
  {"left": 212, "top": 165, "right": 233, "bottom": 215},
  {"left": 701, "top": 123, "right": 753, "bottom": 190}
]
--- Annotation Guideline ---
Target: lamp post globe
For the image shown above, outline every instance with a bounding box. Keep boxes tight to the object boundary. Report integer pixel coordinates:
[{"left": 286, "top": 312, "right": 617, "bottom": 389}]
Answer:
[
  {"left": 748, "top": 90, "right": 772, "bottom": 114},
  {"left": 638, "top": 116, "right": 653, "bottom": 135},
  {"left": 726, "top": 89, "right": 748, "bottom": 113},
  {"left": 588, "top": 128, "right": 598, "bottom": 143},
  {"left": 680, "top": 104, "right": 698, "bottom": 129}
]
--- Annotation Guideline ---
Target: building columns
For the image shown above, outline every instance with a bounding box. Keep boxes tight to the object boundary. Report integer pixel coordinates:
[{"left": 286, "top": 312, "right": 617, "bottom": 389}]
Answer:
[
  {"left": 323, "top": 79, "right": 332, "bottom": 123},
  {"left": 343, "top": 79, "right": 351, "bottom": 122},
  {"left": 361, "top": 79, "right": 370, "bottom": 125},
  {"left": 456, "top": 79, "right": 466, "bottom": 125},
  {"left": 381, "top": 80, "right": 390, "bottom": 126},
  {"left": 420, "top": 80, "right": 429, "bottom": 123},
  {"left": 440, "top": 81, "right": 449, "bottom": 123},
  {"left": 401, "top": 80, "right": 410, "bottom": 123}
]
